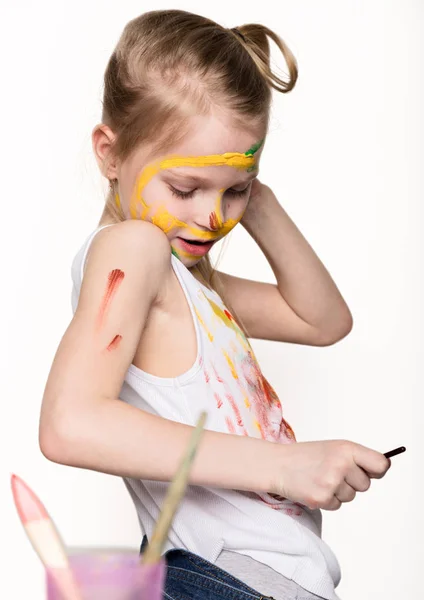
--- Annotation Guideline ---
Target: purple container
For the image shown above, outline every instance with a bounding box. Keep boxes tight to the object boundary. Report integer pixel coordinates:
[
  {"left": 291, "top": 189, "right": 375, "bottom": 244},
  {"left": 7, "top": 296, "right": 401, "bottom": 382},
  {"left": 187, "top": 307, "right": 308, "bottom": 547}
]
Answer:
[{"left": 46, "top": 549, "right": 166, "bottom": 600}]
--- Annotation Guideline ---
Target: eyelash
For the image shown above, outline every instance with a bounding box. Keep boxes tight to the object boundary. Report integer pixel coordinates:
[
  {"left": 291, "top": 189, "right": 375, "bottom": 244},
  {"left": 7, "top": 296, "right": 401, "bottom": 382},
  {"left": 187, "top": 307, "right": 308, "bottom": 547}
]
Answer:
[{"left": 168, "top": 185, "right": 250, "bottom": 199}]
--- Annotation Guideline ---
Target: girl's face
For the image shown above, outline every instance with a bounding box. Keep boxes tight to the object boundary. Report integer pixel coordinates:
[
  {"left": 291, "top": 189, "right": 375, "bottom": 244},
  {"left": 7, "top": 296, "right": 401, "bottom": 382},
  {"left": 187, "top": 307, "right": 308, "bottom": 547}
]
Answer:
[{"left": 115, "top": 114, "right": 264, "bottom": 267}]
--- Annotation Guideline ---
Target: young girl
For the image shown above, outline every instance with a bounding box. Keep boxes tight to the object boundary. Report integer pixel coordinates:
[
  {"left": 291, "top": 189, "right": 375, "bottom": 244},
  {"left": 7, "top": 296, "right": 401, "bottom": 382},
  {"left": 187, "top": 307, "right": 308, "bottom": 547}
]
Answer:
[{"left": 39, "top": 9, "right": 391, "bottom": 600}]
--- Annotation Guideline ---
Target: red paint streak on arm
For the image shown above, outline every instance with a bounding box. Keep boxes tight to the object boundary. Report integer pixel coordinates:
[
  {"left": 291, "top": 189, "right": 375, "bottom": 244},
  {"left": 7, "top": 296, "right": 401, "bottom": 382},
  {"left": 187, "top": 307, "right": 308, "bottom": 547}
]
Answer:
[
  {"left": 96, "top": 269, "right": 125, "bottom": 330},
  {"left": 106, "top": 334, "right": 123, "bottom": 352}
]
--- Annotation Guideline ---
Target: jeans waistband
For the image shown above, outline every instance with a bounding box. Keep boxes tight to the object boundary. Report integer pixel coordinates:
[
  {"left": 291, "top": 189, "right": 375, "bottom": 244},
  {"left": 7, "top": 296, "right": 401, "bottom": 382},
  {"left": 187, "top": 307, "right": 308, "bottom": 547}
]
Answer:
[{"left": 140, "top": 535, "right": 276, "bottom": 600}]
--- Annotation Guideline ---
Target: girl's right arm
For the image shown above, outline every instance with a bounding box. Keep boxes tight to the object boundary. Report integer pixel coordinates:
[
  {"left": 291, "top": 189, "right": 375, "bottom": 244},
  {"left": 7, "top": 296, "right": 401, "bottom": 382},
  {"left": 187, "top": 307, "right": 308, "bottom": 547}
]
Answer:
[
  {"left": 39, "top": 219, "right": 391, "bottom": 510},
  {"left": 39, "top": 219, "right": 279, "bottom": 493}
]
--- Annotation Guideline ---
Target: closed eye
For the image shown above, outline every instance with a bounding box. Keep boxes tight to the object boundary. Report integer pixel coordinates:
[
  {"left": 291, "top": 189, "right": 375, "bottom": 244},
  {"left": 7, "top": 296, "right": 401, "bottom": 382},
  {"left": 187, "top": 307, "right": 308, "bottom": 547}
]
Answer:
[{"left": 168, "top": 185, "right": 250, "bottom": 199}]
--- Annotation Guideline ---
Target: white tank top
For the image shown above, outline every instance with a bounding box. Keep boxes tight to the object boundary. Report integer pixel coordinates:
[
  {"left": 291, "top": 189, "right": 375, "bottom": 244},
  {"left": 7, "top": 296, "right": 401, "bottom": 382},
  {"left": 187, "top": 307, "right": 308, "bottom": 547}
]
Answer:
[{"left": 70, "top": 225, "right": 342, "bottom": 600}]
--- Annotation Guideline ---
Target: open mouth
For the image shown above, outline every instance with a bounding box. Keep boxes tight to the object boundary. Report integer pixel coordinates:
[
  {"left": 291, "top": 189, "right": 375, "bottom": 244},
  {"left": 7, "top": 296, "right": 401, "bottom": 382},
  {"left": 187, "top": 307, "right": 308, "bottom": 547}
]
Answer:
[
  {"left": 177, "top": 237, "right": 215, "bottom": 256},
  {"left": 180, "top": 238, "right": 208, "bottom": 245}
]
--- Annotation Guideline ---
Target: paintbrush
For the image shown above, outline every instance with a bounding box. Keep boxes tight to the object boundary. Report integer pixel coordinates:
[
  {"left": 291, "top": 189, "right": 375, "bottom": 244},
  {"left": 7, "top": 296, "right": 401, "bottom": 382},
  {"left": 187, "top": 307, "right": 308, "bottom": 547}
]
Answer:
[
  {"left": 11, "top": 474, "right": 82, "bottom": 600},
  {"left": 138, "top": 411, "right": 208, "bottom": 598}
]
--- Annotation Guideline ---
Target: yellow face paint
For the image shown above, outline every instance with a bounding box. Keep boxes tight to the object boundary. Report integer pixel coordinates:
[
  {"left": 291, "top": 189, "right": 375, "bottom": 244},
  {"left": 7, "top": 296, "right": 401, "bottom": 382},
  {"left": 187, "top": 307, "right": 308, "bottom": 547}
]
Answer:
[{"left": 118, "top": 149, "right": 260, "bottom": 251}]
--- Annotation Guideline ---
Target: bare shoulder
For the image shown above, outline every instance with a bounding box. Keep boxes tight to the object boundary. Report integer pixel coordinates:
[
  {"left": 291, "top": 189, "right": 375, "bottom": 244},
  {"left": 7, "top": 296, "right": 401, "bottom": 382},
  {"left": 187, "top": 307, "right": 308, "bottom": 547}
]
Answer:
[
  {"left": 77, "top": 220, "right": 172, "bottom": 314},
  {"left": 41, "top": 220, "right": 173, "bottom": 424},
  {"left": 88, "top": 220, "right": 171, "bottom": 269}
]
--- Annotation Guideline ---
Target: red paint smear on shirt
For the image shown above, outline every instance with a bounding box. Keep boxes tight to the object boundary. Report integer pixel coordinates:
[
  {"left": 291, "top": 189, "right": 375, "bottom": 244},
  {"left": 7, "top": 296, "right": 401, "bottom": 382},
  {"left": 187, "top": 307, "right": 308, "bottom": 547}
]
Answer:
[
  {"left": 204, "top": 368, "right": 210, "bottom": 384},
  {"left": 212, "top": 364, "right": 224, "bottom": 383},
  {"left": 225, "top": 393, "right": 244, "bottom": 428},
  {"left": 263, "top": 376, "right": 296, "bottom": 441},
  {"left": 106, "top": 334, "right": 122, "bottom": 351},
  {"left": 96, "top": 269, "right": 125, "bottom": 330},
  {"left": 215, "top": 393, "right": 223, "bottom": 409},
  {"left": 241, "top": 350, "right": 296, "bottom": 443},
  {"left": 255, "top": 491, "right": 303, "bottom": 516},
  {"left": 225, "top": 417, "right": 236, "bottom": 434}
]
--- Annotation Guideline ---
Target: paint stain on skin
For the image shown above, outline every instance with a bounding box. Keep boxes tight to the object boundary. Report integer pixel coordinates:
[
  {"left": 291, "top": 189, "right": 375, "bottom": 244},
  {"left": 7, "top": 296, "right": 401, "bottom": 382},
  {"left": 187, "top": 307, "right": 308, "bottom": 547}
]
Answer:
[
  {"left": 114, "top": 140, "right": 265, "bottom": 228},
  {"left": 106, "top": 334, "right": 122, "bottom": 352},
  {"left": 96, "top": 269, "right": 125, "bottom": 330},
  {"left": 245, "top": 138, "right": 264, "bottom": 156},
  {"left": 245, "top": 139, "right": 264, "bottom": 171},
  {"left": 209, "top": 211, "right": 219, "bottom": 230},
  {"left": 122, "top": 147, "right": 260, "bottom": 242},
  {"left": 147, "top": 189, "right": 237, "bottom": 246}
]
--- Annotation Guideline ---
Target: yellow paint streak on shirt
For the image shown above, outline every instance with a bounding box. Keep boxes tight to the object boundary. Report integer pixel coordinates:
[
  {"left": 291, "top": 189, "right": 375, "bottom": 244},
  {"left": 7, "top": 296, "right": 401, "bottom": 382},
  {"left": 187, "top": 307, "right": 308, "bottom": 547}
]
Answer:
[
  {"left": 254, "top": 420, "right": 264, "bottom": 437},
  {"left": 206, "top": 297, "right": 250, "bottom": 352},
  {"left": 223, "top": 350, "right": 238, "bottom": 380},
  {"left": 194, "top": 307, "right": 214, "bottom": 342}
]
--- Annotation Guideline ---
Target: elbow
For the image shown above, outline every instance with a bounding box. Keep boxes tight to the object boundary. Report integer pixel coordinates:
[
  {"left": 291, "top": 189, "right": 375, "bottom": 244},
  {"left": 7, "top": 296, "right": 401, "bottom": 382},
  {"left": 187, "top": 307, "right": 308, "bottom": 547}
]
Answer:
[
  {"left": 39, "top": 407, "right": 80, "bottom": 466},
  {"left": 39, "top": 427, "right": 66, "bottom": 465},
  {"left": 316, "top": 312, "right": 354, "bottom": 347}
]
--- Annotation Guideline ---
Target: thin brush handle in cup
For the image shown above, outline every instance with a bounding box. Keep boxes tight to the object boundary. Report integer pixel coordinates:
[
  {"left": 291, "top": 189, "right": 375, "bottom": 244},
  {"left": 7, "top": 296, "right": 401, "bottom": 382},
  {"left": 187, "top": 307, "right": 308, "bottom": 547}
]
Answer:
[{"left": 141, "top": 411, "right": 207, "bottom": 564}]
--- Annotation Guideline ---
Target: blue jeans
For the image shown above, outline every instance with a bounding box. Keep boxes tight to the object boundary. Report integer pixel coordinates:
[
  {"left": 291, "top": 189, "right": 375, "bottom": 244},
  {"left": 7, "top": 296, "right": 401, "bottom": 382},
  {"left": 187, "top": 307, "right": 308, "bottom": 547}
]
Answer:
[{"left": 140, "top": 535, "right": 276, "bottom": 599}]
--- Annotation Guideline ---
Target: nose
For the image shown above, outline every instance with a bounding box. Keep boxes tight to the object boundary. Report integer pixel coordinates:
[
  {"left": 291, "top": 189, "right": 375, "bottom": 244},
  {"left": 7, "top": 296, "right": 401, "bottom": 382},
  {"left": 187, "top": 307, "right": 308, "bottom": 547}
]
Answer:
[
  {"left": 194, "top": 190, "right": 225, "bottom": 232},
  {"left": 209, "top": 210, "right": 220, "bottom": 231}
]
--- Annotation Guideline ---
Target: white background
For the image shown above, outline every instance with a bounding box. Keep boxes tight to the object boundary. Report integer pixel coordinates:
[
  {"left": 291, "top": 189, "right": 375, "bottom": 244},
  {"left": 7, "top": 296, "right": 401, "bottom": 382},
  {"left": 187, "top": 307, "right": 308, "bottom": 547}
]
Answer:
[{"left": 0, "top": 1, "right": 422, "bottom": 599}]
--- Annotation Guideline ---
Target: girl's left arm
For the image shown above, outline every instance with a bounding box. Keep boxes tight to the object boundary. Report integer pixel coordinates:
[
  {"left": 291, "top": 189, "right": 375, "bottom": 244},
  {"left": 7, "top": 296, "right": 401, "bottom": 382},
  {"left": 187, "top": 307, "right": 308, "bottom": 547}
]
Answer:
[{"left": 213, "top": 180, "right": 353, "bottom": 346}]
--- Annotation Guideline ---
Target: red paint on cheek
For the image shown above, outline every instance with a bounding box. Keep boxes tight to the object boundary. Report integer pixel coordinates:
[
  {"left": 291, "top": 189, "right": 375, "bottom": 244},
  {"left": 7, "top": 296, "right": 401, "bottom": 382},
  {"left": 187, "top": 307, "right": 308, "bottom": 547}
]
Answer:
[
  {"left": 96, "top": 269, "right": 125, "bottom": 329},
  {"left": 106, "top": 334, "right": 122, "bottom": 351},
  {"left": 209, "top": 212, "right": 219, "bottom": 230}
]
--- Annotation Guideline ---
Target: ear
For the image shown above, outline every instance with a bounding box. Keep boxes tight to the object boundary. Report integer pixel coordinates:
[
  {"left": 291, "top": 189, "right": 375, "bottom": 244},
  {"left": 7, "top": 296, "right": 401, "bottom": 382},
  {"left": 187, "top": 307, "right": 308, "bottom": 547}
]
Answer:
[{"left": 91, "top": 124, "right": 119, "bottom": 180}]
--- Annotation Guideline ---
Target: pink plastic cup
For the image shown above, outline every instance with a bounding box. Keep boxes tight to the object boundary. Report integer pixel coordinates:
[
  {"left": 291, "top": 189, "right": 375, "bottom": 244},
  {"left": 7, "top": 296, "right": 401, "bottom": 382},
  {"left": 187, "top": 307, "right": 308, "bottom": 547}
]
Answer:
[{"left": 46, "top": 549, "right": 166, "bottom": 600}]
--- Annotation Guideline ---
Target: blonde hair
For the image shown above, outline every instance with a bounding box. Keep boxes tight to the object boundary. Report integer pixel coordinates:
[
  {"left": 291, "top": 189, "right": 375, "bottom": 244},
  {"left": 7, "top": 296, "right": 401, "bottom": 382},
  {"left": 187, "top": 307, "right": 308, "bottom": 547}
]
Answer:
[{"left": 99, "top": 9, "right": 298, "bottom": 328}]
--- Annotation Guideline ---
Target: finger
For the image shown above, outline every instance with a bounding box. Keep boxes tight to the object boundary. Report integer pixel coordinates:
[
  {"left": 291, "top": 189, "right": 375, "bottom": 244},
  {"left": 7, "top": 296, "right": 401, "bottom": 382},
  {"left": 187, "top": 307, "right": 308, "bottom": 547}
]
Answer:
[
  {"left": 354, "top": 446, "right": 391, "bottom": 479},
  {"left": 334, "top": 481, "right": 356, "bottom": 503},
  {"left": 345, "top": 466, "right": 371, "bottom": 493},
  {"left": 325, "top": 495, "right": 342, "bottom": 511}
]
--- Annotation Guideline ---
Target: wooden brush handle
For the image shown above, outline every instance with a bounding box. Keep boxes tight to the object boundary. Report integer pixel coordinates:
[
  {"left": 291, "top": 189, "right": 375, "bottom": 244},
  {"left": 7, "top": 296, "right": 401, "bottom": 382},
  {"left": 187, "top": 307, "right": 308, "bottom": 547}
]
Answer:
[{"left": 141, "top": 411, "right": 207, "bottom": 564}]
